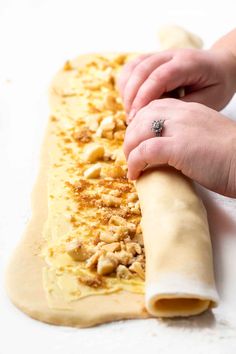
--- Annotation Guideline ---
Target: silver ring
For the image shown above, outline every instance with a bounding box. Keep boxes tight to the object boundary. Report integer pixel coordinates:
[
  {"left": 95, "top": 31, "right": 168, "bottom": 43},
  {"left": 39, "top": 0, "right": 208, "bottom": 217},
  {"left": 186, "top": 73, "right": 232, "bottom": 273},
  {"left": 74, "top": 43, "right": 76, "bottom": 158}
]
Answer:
[{"left": 151, "top": 119, "right": 165, "bottom": 137}]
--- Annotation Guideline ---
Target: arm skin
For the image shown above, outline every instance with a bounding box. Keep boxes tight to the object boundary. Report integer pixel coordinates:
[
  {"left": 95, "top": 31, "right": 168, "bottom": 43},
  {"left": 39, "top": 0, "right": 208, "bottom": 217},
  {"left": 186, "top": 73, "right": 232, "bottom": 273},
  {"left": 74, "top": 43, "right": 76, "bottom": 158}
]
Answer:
[
  {"left": 118, "top": 29, "right": 236, "bottom": 122},
  {"left": 120, "top": 29, "right": 236, "bottom": 197},
  {"left": 124, "top": 99, "right": 236, "bottom": 197},
  {"left": 211, "top": 29, "right": 236, "bottom": 60}
]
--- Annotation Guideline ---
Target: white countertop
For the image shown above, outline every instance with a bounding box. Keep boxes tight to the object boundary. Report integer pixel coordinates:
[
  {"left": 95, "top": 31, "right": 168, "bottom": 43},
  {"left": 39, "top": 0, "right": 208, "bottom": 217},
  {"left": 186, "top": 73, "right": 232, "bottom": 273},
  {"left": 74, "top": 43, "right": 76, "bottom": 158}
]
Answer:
[{"left": 1, "top": 1, "right": 236, "bottom": 353}]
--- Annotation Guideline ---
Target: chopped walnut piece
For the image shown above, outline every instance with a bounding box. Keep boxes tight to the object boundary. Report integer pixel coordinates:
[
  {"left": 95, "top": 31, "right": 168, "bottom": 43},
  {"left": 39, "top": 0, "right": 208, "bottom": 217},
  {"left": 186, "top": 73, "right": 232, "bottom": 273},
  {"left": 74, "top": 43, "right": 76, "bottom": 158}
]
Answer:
[
  {"left": 99, "top": 225, "right": 127, "bottom": 243},
  {"left": 127, "top": 192, "right": 138, "bottom": 202},
  {"left": 83, "top": 144, "right": 104, "bottom": 163},
  {"left": 101, "top": 194, "right": 121, "bottom": 207},
  {"left": 63, "top": 60, "right": 73, "bottom": 71},
  {"left": 130, "top": 201, "right": 141, "bottom": 215},
  {"left": 84, "top": 114, "right": 100, "bottom": 132},
  {"left": 101, "top": 131, "right": 114, "bottom": 140},
  {"left": 83, "top": 81, "right": 101, "bottom": 90},
  {"left": 113, "top": 150, "right": 126, "bottom": 166},
  {"left": 119, "top": 241, "right": 126, "bottom": 250},
  {"left": 133, "top": 232, "right": 144, "bottom": 247},
  {"left": 114, "top": 131, "right": 125, "bottom": 140},
  {"left": 123, "top": 236, "right": 132, "bottom": 243},
  {"left": 116, "top": 265, "right": 132, "bottom": 280},
  {"left": 97, "top": 252, "right": 118, "bottom": 275},
  {"left": 129, "top": 261, "right": 145, "bottom": 280},
  {"left": 125, "top": 242, "right": 142, "bottom": 255},
  {"left": 102, "top": 165, "right": 125, "bottom": 178},
  {"left": 114, "top": 250, "right": 133, "bottom": 266},
  {"left": 88, "top": 100, "right": 102, "bottom": 113},
  {"left": 78, "top": 274, "right": 104, "bottom": 288},
  {"left": 73, "top": 128, "right": 92, "bottom": 144},
  {"left": 135, "top": 254, "right": 145, "bottom": 263},
  {"left": 100, "top": 116, "right": 115, "bottom": 131},
  {"left": 96, "top": 241, "right": 106, "bottom": 248},
  {"left": 109, "top": 215, "right": 126, "bottom": 226},
  {"left": 103, "top": 94, "right": 118, "bottom": 111},
  {"left": 109, "top": 225, "right": 129, "bottom": 239},
  {"left": 136, "top": 223, "right": 142, "bottom": 234},
  {"left": 114, "top": 111, "right": 126, "bottom": 122},
  {"left": 113, "top": 54, "right": 127, "bottom": 65},
  {"left": 86, "top": 250, "right": 103, "bottom": 269},
  {"left": 66, "top": 240, "right": 91, "bottom": 261},
  {"left": 109, "top": 190, "right": 122, "bottom": 197},
  {"left": 109, "top": 215, "right": 136, "bottom": 234},
  {"left": 83, "top": 163, "right": 101, "bottom": 179},
  {"left": 115, "top": 118, "right": 126, "bottom": 130},
  {"left": 100, "top": 231, "right": 118, "bottom": 243},
  {"left": 101, "top": 242, "right": 121, "bottom": 252}
]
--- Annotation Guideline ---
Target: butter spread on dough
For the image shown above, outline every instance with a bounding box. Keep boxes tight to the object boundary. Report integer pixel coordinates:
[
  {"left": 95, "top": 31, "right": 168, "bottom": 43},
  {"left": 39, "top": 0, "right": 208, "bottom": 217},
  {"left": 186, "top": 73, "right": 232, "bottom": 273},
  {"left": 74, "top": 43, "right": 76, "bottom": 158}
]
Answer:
[
  {"left": 136, "top": 167, "right": 219, "bottom": 317},
  {"left": 6, "top": 54, "right": 148, "bottom": 328},
  {"left": 42, "top": 53, "right": 147, "bottom": 308}
]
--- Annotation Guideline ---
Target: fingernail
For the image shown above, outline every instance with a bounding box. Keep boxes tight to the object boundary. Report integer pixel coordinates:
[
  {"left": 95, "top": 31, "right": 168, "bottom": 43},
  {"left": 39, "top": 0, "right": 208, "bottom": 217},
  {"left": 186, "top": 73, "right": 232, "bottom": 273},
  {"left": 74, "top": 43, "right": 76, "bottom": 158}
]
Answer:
[{"left": 127, "top": 171, "right": 136, "bottom": 181}]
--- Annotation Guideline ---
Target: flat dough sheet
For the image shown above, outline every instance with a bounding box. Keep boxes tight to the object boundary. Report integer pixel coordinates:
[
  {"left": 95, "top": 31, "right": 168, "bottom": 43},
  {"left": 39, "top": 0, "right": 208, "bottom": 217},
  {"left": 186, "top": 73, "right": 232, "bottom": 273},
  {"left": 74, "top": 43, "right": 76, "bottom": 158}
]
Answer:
[
  {"left": 6, "top": 122, "right": 149, "bottom": 328},
  {"left": 6, "top": 54, "right": 149, "bottom": 328}
]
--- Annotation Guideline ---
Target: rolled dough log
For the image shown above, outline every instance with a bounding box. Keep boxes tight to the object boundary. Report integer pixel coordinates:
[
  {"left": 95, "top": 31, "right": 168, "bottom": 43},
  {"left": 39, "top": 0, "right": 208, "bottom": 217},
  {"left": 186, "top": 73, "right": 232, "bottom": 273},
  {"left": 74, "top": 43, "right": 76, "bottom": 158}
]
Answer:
[
  {"left": 158, "top": 25, "right": 203, "bottom": 50},
  {"left": 136, "top": 167, "right": 219, "bottom": 317}
]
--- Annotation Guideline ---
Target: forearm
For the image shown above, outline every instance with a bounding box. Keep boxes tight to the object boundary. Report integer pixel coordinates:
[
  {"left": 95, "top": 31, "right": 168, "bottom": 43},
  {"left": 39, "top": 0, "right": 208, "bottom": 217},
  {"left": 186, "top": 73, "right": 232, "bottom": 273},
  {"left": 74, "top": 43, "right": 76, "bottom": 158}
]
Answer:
[
  {"left": 211, "top": 29, "right": 236, "bottom": 92},
  {"left": 211, "top": 29, "right": 236, "bottom": 58}
]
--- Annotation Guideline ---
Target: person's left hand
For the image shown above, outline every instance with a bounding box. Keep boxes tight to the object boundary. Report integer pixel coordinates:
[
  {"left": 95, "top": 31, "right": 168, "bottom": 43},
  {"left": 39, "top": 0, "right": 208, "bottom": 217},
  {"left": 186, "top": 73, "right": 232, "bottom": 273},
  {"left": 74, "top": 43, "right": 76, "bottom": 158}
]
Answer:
[{"left": 124, "top": 98, "right": 236, "bottom": 197}]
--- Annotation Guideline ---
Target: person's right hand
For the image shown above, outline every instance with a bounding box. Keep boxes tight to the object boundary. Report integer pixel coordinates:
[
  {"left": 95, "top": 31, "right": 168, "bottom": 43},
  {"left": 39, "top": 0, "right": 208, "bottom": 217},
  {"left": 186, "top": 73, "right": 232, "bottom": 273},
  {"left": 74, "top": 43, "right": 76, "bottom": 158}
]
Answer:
[
  {"left": 124, "top": 98, "right": 236, "bottom": 197},
  {"left": 118, "top": 48, "right": 236, "bottom": 122}
]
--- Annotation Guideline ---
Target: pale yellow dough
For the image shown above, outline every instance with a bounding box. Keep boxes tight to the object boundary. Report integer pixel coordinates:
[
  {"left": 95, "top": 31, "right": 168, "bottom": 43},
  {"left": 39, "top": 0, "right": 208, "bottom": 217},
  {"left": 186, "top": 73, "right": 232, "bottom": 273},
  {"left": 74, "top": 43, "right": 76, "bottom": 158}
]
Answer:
[
  {"left": 6, "top": 29, "right": 218, "bottom": 327},
  {"left": 158, "top": 25, "right": 203, "bottom": 50},
  {"left": 136, "top": 167, "right": 218, "bottom": 317},
  {"left": 5, "top": 115, "right": 148, "bottom": 328},
  {"left": 6, "top": 54, "right": 149, "bottom": 327}
]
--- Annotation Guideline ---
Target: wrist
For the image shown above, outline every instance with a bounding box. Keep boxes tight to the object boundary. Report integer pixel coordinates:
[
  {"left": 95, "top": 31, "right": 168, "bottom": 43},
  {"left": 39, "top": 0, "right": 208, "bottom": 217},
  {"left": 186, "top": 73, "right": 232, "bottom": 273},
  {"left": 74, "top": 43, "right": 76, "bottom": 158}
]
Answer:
[
  {"left": 226, "top": 126, "right": 236, "bottom": 197},
  {"left": 210, "top": 46, "right": 236, "bottom": 92}
]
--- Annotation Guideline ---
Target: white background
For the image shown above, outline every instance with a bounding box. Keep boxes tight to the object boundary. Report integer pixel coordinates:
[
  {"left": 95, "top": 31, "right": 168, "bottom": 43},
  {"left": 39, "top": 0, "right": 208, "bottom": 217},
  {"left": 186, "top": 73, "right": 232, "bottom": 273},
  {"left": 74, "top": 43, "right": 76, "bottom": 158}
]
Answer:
[{"left": 1, "top": 0, "right": 236, "bottom": 353}]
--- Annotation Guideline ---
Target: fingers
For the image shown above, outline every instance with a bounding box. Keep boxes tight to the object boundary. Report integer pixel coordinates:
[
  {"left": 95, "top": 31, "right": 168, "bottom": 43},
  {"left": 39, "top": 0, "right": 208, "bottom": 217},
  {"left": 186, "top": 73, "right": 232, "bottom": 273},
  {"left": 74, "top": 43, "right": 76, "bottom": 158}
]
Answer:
[
  {"left": 124, "top": 114, "right": 171, "bottom": 160},
  {"left": 129, "top": 58, "right": 197, "bottom": 115},
  {"left": 127, "top": 137, "right": 174, "bottom": 180},
  {"left": 117, "top": 54, "right": 152, "bottom": 99},
  {"left": 122, "top": 52, "right": 173, "bottom": 115},
  {"left": 124, "top": 98, "right": 191, "bottom": 180},
  {"left": 123, "top": 98, "right": 183, "bottom": 159}
]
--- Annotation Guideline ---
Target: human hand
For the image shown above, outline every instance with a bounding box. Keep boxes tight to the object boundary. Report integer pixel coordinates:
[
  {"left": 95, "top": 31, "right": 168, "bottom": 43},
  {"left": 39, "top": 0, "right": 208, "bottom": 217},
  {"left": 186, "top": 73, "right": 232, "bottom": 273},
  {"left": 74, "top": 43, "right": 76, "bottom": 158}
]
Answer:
[
  {"left": 118, "top": 49, "right": 236, "bottom": 122},
  {"left": 124, "top": 98, "right": 236, "bottom": 197}
]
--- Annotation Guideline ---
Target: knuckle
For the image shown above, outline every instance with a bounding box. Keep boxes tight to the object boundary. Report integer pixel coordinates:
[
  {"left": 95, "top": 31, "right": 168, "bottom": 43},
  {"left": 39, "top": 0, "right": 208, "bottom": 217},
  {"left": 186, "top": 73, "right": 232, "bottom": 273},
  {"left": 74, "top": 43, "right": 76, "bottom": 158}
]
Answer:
[
  {"left": 169, "top": 139, "right": 182, "bottom": 167},
  {"left": 147, "top": 99, "right": 160, "bottom": 109},
  {"left": 183, "top": 101, "right": 202, "bottom": 115},
  {"left": 133, "top": 61, "right": 151, "bottom": 78},
  {"left": 132, "top": 105, "right": 149, "bottom": 122},
  {"left": 138, "top": 140, "right": 148, "bottom": 158},
  {"left": 124, "top": 130, "right": 138, "bottom": 154},
  {"left": 175, "top": 111, "right": 188, "bottom": 125},
  {"left": 177, "top": 48, "right": 196, "bottom": 60},
  {"left": 127, "top": 148, "right": 139, "bottom": 171},
  {"left": 133, "top": 91, "right": 148, "bottom": 108},
  {"left": 150, "top": 66, "right": 171, "bottom": 82},
  {"left": 123, "top": 93, "right": 133, "bottom": 108}
]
